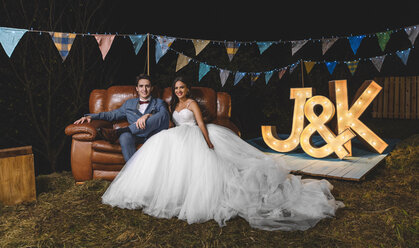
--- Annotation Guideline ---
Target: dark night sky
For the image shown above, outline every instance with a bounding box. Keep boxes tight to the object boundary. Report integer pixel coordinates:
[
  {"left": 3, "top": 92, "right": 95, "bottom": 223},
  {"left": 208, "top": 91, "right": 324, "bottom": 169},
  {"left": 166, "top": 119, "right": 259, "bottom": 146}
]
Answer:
[{"left": 112, "top": 2, "right": 419, "bottom": 41}]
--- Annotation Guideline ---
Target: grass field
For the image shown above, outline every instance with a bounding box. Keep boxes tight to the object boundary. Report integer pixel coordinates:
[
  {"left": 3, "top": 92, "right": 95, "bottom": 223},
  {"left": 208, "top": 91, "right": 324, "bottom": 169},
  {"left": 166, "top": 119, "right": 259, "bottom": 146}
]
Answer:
[{"left": 0, "top": 135, "right": 417, "bottom": 247}]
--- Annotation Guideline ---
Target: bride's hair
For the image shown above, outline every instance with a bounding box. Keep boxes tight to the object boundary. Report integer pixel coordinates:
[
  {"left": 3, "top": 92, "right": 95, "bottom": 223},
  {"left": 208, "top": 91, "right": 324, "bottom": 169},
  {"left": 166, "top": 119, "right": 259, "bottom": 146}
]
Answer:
[{"left": 170, "top": 77, "right": 192, "bottom": 113}]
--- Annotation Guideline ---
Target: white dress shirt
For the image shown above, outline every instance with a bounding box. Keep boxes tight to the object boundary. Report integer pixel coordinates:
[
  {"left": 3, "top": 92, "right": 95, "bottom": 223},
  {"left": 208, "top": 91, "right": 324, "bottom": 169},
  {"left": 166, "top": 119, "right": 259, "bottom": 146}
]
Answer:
[{"left": 137, "top": 97, "right": 151, "bottom": 114}]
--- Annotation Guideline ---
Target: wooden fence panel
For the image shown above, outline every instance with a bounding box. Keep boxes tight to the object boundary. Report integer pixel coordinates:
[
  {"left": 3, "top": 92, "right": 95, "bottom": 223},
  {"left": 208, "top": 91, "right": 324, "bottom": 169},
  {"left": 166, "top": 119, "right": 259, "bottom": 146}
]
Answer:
[
  {"left": 388, "top": 77, "right": 394, "bottom": 118},
  {"left": 371, "top": 76, "right": 419, "bottom": 119},
  {"left": 394, "top": 77, "right": 400, "bottom": 119},
  {"left": 400, "top": 77, "right": 405, "bottom": 118}
]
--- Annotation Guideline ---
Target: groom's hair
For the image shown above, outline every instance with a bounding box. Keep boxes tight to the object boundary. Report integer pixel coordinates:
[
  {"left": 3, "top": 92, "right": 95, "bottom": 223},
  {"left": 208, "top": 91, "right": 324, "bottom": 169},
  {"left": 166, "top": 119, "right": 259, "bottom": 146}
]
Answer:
[{"left": 135, "top": 74, "right": 153, "bottom": 86}]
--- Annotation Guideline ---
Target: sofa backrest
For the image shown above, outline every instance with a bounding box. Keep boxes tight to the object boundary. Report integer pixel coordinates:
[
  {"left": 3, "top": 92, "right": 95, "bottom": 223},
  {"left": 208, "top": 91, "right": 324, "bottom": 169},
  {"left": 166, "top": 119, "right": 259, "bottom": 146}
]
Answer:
[{"left": 161, "top": 87, "right": 217, "bottom": 122}]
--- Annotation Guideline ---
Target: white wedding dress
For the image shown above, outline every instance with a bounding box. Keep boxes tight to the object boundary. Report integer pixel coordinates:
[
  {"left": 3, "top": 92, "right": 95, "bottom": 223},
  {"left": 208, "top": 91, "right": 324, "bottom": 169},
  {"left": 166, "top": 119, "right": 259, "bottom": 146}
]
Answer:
[{"left": 102, "top": 108, "right": 344, "bottom": 231}]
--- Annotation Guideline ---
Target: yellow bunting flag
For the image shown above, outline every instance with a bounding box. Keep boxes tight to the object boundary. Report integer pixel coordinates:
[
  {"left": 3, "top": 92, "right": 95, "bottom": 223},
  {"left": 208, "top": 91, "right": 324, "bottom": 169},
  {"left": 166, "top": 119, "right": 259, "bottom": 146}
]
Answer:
[
  {"left": 304, "top": 61, "right": 316, "bottom": 74},
  {"left": 192, "top": 39, "right": 210, "bottom": 55},
  {"left": 176, "top": 53, "right": 191, "bottom": 72}
]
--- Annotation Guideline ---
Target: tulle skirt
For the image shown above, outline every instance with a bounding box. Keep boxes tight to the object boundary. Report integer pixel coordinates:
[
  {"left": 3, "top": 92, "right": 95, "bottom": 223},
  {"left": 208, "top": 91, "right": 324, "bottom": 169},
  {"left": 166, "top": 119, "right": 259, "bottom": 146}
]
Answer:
[{"left": 102, "top": 124, "right": 343, "bottom": 231}]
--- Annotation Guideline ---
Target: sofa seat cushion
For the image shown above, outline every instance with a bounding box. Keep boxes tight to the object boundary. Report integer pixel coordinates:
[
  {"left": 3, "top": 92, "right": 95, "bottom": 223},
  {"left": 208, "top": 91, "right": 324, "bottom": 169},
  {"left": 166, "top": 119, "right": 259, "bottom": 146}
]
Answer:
[
  {"left": 92, "top": 163, "right": 124, "bottom": 171},
  {"left": 92, "top": 140, "right": 143, "bottom": 154}
]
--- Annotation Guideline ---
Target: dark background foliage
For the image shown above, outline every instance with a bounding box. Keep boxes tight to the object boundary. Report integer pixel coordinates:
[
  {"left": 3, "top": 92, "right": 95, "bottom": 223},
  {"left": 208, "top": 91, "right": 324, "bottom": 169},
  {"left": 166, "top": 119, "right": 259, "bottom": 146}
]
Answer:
[{"left": 0, "top": 0, "right": 418, "bottom": 175}]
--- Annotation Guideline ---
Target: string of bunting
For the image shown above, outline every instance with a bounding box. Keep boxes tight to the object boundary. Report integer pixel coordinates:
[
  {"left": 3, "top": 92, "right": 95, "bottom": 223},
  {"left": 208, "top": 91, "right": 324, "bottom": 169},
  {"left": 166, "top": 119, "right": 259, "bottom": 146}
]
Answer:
[
  {"left": 164, "top": 39, "right": 414, "bottom": 86},
  {"left": 0, "top": 23, "right": 418, "bottom": 87}
]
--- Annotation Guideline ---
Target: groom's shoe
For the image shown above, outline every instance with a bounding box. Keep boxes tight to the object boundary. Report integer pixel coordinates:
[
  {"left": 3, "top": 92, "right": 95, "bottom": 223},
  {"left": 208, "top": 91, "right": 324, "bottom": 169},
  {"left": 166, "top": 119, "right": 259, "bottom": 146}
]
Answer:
[{"left": 99, "top": 128, "right": 119, "bottom": 144}]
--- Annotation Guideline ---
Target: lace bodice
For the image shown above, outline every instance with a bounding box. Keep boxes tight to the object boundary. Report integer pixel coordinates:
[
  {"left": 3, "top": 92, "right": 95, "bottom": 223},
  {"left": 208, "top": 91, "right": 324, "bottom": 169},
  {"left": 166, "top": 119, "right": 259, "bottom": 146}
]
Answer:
[{"left": 172, "top": 108, "right": 197, "bottom": 126}]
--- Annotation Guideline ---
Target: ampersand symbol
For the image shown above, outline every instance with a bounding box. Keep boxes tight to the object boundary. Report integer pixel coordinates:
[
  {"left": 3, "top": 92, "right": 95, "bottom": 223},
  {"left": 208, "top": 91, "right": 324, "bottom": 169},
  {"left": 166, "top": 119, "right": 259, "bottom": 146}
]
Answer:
[{"left": 300, "top": 96, "right": 356, "bottom": 159}]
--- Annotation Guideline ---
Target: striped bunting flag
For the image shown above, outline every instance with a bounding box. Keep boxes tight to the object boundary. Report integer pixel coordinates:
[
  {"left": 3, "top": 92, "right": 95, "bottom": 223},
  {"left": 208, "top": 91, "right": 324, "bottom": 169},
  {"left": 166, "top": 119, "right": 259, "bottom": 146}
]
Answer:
[
  {"left": 345, "top": 60, "right": 359, "bottom": 75},
  {"left": 225, "top": 42, "right": 240, "bottom": 61}
]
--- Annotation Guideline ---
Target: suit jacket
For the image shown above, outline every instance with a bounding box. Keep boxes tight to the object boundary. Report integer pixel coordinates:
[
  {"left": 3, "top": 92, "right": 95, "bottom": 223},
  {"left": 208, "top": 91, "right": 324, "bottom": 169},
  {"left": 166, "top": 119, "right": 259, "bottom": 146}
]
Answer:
[{"left": 87, "top": 97, "right": 169, "bottom": 139}]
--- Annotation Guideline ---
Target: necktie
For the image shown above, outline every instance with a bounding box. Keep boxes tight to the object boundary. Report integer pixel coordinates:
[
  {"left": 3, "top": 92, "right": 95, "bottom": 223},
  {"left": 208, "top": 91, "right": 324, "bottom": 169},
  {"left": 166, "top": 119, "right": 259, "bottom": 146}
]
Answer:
[{"left": 139, "top": 100, "right": 150, "bottom": 104}]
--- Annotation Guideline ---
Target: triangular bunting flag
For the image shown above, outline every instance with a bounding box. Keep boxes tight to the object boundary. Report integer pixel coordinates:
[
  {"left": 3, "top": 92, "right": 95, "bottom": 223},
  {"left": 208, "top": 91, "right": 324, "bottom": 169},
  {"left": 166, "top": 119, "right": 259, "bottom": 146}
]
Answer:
[
  {"left": 234, "top": 72, "right": 246, "bottom": 86},
  {"left": 291, "top": 40, "right": 308, "bottom": 55},
  {"left": 289, "top": 63, "right": 299, "bottom": 74},
  {"left": 347, "top": 35, "right": 365, "bottom": 54},
  {"left": 321, "top": 37, "right": 338, "bottom": 55},
  {"left": 129, "top": 35, "right": 146, "bottom": 55},
  {"left": 325, "top": 61, "right": 337, "bottom": 75},
  {"left": 278, "top": 67, "right": 287, "bottom": 79},
  {"left": 250, "top": 73, "right": 260, "bottom": 86},
  {"left": 49, "top": 32, "right": 76, "bottom": 61},
  {"left": 155, "top": 36, "right": 176, "bottom": 63},
  {"left": 176, "top": 53, "right": 191, "bottom": 72},
  {"left": 257, "top": 42, "right": 273, "bottom": 54},
  {"left": 345, "top": 60, "right": 359, "bottom": 75},
  {"left": 94, "top": 34, "right": 115, "bottom": 60},
  {"left": 198, "top": 63, "right": 211, "bottom": 81},
  {"left": 225, "top": 42, "right": 240, "bottom": 61},
  {"left": 219, "top": 69, "right": 230, "bottom": 86},
  {"left": 396, "top": 49, "right": 411, "bottom": 65},
  {"left": 404, "top": 25, "right": 419, "bottom": 45},
  {"left": 0, "top": 27, "right": 27, "bottom": 57},
  {"left": 376, "top": 31, "right": 392, "bottom": 51},
  {"left": 370, "top": 55, "right": 386, "bottom": 72},
  {"left": 304, "top": 61, "right": 316, "bottom": 74},
  {"left": 264, "top": 71, "right": 273, "bottom": 84},
  {"left": 192, "top": 39, "right": 210, "bottom": 55}
]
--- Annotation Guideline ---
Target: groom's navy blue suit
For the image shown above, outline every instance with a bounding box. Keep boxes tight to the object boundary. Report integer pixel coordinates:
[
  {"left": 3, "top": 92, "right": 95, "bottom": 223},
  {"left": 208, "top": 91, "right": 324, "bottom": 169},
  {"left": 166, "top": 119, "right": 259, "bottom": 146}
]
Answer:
[{"left": 87, "top": 97, "right": 169, "bottom": 161}]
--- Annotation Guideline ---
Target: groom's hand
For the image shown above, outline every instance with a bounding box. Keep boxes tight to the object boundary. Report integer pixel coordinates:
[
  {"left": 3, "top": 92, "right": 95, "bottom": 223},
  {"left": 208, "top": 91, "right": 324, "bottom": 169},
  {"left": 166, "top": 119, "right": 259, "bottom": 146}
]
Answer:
[
  {"left": 74, "top": 116, "right": 91, "bottom": 124},
  {"left": 136, "top": 114, "right": 151, "bottom": 129}
]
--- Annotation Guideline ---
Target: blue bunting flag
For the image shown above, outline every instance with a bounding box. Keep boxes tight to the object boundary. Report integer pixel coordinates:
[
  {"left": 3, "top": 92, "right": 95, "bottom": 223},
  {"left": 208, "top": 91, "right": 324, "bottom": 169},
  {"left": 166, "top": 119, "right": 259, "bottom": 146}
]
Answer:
[
  {"left": 129, "top": 35, "right": 146, "bottom": 55},
  {"left": 0, "top": 27, "right": 27, "bottom": 57},
  {"left": 396, "top": 48, "right": 411, "bottom": 65},
  {"left": 264, "top": 71, "right": 273, "bottom": 84},
  {"left": 325, "top": 61, "right": 337, "bottom": 75},
  {"left": 257, "top": 42, "right": 273, "bottom": 54},
  {"left": 234, "top": 72, "right": 246, "bottom": 86},
  {"left": 198, "top": 63, "right": 211, "bottom": 81},
  {"left": 347, "top": 35, "right": 365, "bottom": 54}
]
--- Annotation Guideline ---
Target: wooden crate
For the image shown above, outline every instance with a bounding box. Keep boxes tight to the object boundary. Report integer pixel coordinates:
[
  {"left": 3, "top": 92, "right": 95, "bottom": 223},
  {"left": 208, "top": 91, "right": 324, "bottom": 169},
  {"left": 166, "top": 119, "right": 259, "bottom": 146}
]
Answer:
[
  {"left": 373, "top": 76, "right": 419, "bottom": 119},
  {"left": 0, "top": 146, "right": 36, "bottom": 205}
]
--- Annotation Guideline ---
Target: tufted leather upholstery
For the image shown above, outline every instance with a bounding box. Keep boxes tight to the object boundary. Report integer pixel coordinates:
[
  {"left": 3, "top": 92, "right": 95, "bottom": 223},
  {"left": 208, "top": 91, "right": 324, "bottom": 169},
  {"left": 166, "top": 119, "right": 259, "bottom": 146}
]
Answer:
[{"left": 65, "top": 85, "right": 240, "bottom": 183}]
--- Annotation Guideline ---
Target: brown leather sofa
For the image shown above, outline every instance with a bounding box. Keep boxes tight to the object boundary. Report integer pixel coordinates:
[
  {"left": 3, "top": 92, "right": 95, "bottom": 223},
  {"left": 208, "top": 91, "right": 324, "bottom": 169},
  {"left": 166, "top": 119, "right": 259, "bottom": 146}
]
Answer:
[{"left": 65, "top": 85, "right": 240, "bottom": 183}]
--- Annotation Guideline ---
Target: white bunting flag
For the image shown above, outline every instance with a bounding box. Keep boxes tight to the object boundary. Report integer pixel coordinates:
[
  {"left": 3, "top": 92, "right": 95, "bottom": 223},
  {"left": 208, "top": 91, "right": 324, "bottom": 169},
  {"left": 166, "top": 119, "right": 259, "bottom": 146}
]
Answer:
[
  {"left": 370, "top": 55, "right": 386, "bottom": 72},
  {"left": 291, "top": 40, "right": 308, "bottom": 55},
  {"left": 404, "top": 25, "right": 419, "bottom": 45},
  {"left": 219, "top": 69, "right": 230, "bottom": 87},
  {"left": 321, "top": 37, "right": 338, "bottom": 55}
]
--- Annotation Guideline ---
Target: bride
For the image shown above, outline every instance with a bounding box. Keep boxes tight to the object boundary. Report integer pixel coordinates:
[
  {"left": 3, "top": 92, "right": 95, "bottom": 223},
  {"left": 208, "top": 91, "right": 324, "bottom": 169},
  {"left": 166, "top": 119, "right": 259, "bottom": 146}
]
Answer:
[{"left": 102, "top": 77, "right": 344, "bottom": 231}]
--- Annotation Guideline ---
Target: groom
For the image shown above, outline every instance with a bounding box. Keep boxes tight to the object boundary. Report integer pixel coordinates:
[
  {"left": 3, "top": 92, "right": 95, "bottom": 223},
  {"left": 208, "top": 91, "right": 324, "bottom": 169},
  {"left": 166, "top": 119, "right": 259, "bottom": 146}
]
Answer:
[{"left": 74, "top": 74, "right": 170, "bottom": 162}]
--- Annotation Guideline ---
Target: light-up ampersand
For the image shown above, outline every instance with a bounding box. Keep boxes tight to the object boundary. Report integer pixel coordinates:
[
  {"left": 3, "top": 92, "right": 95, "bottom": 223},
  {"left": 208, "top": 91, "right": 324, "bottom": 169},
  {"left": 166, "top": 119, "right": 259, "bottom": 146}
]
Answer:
[
  {"left": 329, "top": 80, "right": 388, "bottom": 155},
  {"left": 262, "top": 88, "right": 312, "bottom": 152},
  {"left": 300, "top": 96, "right": 355, "bottom": 159}
]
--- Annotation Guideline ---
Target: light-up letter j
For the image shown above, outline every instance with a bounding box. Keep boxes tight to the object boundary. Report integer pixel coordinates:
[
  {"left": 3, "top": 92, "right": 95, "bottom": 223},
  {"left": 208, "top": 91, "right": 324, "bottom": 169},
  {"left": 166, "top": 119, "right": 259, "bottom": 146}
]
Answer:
[{"left": 262, "top": 88, "right": 312, "bottom": 152}]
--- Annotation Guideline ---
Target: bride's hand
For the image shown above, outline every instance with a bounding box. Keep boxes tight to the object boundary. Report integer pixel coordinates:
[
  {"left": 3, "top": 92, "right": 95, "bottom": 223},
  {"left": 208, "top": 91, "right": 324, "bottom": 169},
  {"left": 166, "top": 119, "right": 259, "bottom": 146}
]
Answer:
[{"left": 208, "top": 142, "right": 214, "bottom": 149}]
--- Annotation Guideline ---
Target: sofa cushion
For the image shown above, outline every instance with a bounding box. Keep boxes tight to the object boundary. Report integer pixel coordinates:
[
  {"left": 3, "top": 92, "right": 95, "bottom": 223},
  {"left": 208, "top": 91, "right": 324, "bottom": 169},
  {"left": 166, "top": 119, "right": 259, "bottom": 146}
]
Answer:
[{"left": 92, "top": 140, "right": 143, "bottom": 153}]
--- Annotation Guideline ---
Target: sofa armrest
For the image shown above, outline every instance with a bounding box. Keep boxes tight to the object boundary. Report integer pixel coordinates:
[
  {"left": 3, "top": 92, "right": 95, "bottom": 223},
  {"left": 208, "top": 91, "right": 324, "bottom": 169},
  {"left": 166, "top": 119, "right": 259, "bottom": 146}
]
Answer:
[
  {"left": 65, "top": 120, "right": 113, "bottom": 141},
  {"left": 213, "top": 118, "right": 241, "bottom": 137}
]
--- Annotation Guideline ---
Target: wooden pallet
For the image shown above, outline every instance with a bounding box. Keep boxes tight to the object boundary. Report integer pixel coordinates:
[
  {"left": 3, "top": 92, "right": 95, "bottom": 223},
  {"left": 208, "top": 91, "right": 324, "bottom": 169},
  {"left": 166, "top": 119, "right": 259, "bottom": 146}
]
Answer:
[
  {"left": 373, "top": 76, "right": 419, "bottom": 119},
  {"left": 247, "top": 137, "right": 397, "bottom": 181}
]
